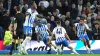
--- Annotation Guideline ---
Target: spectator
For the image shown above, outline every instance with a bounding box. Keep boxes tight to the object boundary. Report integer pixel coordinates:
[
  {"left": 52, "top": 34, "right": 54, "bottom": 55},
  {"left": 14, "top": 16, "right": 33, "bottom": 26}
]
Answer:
[
  {"left": 61, "top": 15, "right": 66, "bottom": 28},
  {"left": 3, "top": 0, "right": 12, "bottom": 15},
  {"left": 52, "top": 10, "right": 59, "bottom": 21},
  {"left": 56, "top": 1, "right": 62, "bottom": 14},
  {"left": 81, "top": 11, "right": 87, "bottom": 19},
  {"left": 56, "top": 9, "right": 62, "bottom": 18},
  {"left": 22, "top": 4, "right": 28, "bottom": 14},
  {"left": 38, "top": 0, "right": 49, "bottom": 8},
  {"left": 0, "top": 2, "right": 10, "bottom": 31},
  {"left": 0, "top": 26, "right": 4, "bottom": 40},
  {"left": 70, "top": 4, "right": 78, "bottom": 21},
  {"left": 96, "top": 5, "right": 100, "bottom": 14},
  {"left": 77, "top": 0, "right": 83, "bottom": 16},
  {"left": 74, "top": 17, "right": 80, "bottom": 23},
  {"left": 64, "top": 20, "right": 74, "bottom": 40},
  {"left": 96, "top": 9, "right": 100, "bottom": 20},
  {"left": 86, "top": 17, "right": 93, "bottom": 40},
  {"left": 47, "top": 0, "right": 55, "bottom": 14},
  {"left": 37, "top": 2, "right": 48, "bottom": 17},
  {"left": 10, "top": 0, "right": 20, "bottom": 16},
  {"left": 49, "top": 16, "right": 56, "bottom": 31},
  {"left": 85, "top": 2, "right": 91, "bottom": 16},
  {"left": 83, "top": 0, "right": 88, "bottom": 6},
  {"left": 88, "top": 8, "right": 97, "bottom": 22},
  {"left": 62, "top": 1, "right": 70, "bottom": 15},
  {"left": 92, "top": 23, "right": 100, "bottom": 40},
  {"left": 90, "top": 0, "right": 98, "bottom": 11},
  {"left": 65, "top": 12, "right": 73, "bottom": 27},
  {"left": 87, "top": 17, "right": 92, "bottom": 29},
  {"left": 19, "top": 0, "right": 24, "bottom": 12}
]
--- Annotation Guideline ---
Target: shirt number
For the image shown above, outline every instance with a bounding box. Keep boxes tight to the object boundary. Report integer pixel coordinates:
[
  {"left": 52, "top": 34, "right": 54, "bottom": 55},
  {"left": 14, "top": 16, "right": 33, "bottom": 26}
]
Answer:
[{"left": 56, "top": 28, "right": 62, "bottom": 34}]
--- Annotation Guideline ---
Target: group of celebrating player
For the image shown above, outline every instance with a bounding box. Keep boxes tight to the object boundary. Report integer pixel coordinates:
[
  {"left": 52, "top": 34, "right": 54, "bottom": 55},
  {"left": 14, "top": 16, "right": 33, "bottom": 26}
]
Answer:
[{"left": 8, "top": 1, "right": 93, "bottom": 55}]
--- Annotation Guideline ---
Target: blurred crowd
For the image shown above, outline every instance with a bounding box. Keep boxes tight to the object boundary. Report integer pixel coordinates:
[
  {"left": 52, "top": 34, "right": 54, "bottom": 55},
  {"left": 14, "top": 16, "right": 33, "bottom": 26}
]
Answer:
[{"left": 0, "top": 0, "right": 100, "bottom": 40}]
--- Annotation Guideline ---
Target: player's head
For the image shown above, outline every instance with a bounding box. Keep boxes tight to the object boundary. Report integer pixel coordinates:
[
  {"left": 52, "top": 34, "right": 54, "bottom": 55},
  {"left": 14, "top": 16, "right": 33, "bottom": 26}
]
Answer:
[
  {"left": 36, "top": 20, "right": 42, "bottom": 26},
  {"left": 30, "top": 1, "right": 37, "bottom": 9},
  {"left": 56, "top": 20, "right": 61, "bottom": 26},
  {"left": 79, "top": 16, "right": 85, "bottom": 25},
  {"left": 15, "top": 6, "right": 21, "bottom": 12},
  {"left": 79, "top": 19, "right": 84, "bottom": 25},
  {"left": 41, "top": 19, "right": 47, "bottom": 25}
]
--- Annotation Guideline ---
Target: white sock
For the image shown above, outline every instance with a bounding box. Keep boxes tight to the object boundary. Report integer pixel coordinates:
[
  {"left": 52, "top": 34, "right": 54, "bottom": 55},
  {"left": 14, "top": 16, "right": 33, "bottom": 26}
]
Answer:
[
  {"left": 56, "top": 45, "right": 63, "bottom": 53},
  {"left": 22, "top": 37, "right": 31, "bottom": 46},
  {"left": 85, "top": 46, "right": 89, "bottom": 50},
  {"left": 89, "top": 48, "right": 92, "bottom": 53},
  {"left": 21, "top": 37, "right": 31, "bottom": 53},
  {"left": 51, "top": 46, "right": 57, "bottom": 52},
  {"left": 51, "top": 43, "right": 57, "bottom": 52},
  {"left": 72, "top": 49, "right": 78, "bottom": 54},
  {"left": 85, "top": 46, "right": 90, "bottom": 53}
]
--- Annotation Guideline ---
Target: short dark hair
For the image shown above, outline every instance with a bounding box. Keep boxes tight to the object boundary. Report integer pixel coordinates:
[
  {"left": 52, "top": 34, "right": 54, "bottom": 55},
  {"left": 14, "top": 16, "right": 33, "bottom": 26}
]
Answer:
[
  {"left": 30, "top": 1, "right": 35, "bottom": 6},
  {"left": 56, "top": 20, "right": 61, "bottom": 25},
  {"left": 80, "top": 18, "right": 84, "bottom": 21},
  {"left": 16, "top": 6, "right": 20, "bottom": 11},
  {"left": 79, "top": 16, "right": 85, "bottom": 21},
  {"left": 94, "top": 23, "right": 99, "bottom": 25}
]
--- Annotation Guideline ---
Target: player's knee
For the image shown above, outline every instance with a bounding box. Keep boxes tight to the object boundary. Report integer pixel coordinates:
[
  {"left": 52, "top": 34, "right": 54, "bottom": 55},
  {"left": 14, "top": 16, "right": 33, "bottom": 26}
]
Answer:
[
  {"left": 67, "top": 46, "right": 73, "bottom": 50},
  {"left": 81, "top": 38, "right": 86, "bottom": 42}
]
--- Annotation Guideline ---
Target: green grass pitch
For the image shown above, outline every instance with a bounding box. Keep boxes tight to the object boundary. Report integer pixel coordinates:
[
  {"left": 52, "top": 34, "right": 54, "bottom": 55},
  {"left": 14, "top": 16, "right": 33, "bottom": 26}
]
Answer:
[{"left": 0, "top": 54, "right": 100, "bottom": 56}]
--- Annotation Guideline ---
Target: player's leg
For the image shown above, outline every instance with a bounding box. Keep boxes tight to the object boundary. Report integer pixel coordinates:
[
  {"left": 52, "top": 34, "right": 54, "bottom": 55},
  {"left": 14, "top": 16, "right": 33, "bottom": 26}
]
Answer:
[
  {"left": 50, "top": 42, "right": 58, "bottom": 52},
  {"left": 9, "top": 35, "right": 17, "bottom": 55},
  {"left": 79, "top": 35, "right": 90, "bottom": 53},
  {"left": 55, "top": 41, "right": 63, "bottom": 55},
  {"left": 21, "top": 36, "right": 31, "bottom": 54},
  {"left": 84, "top": 35, "right": 92, "bottom": 54},
  {"left": 44, "top": 37, "right": 58, "bottom": 54},
  {"left": 16, "top": 29, "right": 24, "bottom": 54},
  {"left": 18, "top": 35, "right": 24, "bottom": 54},
  {"left": 47, "top": 37, "right": 58, "bottom": 53},
  {"left": 63, "top": 40, "right": 79, "bottom": 54},
  {"left": 21, "top": 26, "right": 32, "bottom": 54},
  {"left": 43, "top": 38, "right": 51, "bottom": 54}
]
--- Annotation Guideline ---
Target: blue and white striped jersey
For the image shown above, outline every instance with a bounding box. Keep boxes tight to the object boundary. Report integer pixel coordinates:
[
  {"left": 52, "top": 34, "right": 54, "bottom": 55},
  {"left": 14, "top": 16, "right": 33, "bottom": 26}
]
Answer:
[
  {"left": 35, "top": 24, "right": 49, "bottom": 40},
  {"left": 24, "top": 8, "right": 38, "bottom": 27},
  {"left": 52, "top": 26, "right": 66, "bottom": 43},
  {"left": 75, "top": 23, "right": 87, "bottom": 37}
]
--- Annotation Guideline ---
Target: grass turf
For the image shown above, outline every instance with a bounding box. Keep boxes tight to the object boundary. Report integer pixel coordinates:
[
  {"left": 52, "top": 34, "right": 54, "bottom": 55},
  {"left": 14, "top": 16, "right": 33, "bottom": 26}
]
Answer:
[{"left": 0, "top": 54, "right": 100, "bottom": 56}]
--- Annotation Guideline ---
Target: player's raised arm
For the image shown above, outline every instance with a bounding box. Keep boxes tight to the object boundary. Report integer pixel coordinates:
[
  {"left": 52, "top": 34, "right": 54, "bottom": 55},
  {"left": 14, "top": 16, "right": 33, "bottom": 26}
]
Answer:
[
  {"left": 85, "top": 23, "right": 91, "bottom": 31},
  {"left": 45, "top": 25, "right": 52, "bottom": 36},
  {"left": 65, "top": 34, "right": 71, "bottom": 42},
  {"left": 48, "top": 28, "right": 55, "bottom": 45},
  {"left": 48, "top": 34, "right": 54, "bottom": 45},
  {"left": 63, "top": 28, "right": 71, "bottom": 43}
]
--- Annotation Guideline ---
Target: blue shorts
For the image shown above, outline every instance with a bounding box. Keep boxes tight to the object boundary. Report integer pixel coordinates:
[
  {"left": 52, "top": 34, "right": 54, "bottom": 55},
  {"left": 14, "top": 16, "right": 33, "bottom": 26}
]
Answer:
[
  {"left": 78, "top": 35, "right": 89, "bottom": 41},
  {"left": 24, "top": 26, "right": 32, "bottom": 36},
  {"left": 55, "top": 40, "right": 69, "bottom": 47},
  {"left": 43, "top": 36, "right": 49, "bottom": 45}
]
